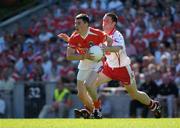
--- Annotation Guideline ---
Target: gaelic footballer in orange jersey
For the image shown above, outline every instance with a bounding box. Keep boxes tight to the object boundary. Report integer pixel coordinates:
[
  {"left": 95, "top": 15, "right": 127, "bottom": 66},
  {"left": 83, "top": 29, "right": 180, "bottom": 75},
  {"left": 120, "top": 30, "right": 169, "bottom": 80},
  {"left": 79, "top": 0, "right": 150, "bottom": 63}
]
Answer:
[{"left": 58, "top": 13, "right": 113, "bottom": 116}]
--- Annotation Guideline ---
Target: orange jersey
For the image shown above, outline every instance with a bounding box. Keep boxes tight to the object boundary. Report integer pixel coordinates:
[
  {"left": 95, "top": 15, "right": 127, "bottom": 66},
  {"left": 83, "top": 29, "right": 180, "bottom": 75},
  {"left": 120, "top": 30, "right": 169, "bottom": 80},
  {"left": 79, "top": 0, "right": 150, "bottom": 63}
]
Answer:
[{"left": 68, "top": 27, "right": 107, "bottom": 54}]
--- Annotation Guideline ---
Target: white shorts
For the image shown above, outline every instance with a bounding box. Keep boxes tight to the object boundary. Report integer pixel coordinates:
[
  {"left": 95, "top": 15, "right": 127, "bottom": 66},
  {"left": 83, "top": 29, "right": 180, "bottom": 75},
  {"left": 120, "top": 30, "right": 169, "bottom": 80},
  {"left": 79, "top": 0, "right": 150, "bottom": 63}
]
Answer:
[
  {"left": 77, "top": 70, "right": 93, "bottom": 81},
  {"left": 77, "top": 62, "right": 102, "bottom": 81}
]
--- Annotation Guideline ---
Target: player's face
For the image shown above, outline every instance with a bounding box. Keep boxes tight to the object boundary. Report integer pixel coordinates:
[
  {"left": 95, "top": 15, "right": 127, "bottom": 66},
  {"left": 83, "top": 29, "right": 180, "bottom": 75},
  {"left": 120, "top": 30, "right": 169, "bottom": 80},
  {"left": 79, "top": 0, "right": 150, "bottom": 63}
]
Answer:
[
  {"left": 103, "top": 15, "right": 115, "bottom": 33},
  {"left": 75, "top": 19, "right": 86, "bottom": 32}
]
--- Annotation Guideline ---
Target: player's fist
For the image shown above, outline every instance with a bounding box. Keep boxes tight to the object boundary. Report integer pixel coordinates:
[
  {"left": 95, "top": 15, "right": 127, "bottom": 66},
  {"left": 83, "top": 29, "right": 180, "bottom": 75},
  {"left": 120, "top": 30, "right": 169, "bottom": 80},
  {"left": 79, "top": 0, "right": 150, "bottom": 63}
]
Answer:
[
  {"left": 57, "top": 33, "right": 70, "bottom": 42},
  {"left": 83, "top": 53, "right": 95, "bottom": 60}
]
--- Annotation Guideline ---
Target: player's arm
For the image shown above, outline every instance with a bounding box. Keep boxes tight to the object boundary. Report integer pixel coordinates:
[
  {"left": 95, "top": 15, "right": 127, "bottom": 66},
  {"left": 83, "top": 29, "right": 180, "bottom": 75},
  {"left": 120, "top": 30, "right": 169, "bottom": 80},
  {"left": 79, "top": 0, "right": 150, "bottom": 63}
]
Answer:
[
  {"left": 66, "top": 46, "right": 94, "bottom": 60},
  {"left": 57, "top": 33, "right": 70, "bottom": 42},
  {"left": 103, "top": 34, "right": 123, "bottom": 52},
  {"left": 66, "top": 46, "right": 84, "bottom": 60},
  {"left": 103, "top": 45, "right": 122, "bottom": 52}
]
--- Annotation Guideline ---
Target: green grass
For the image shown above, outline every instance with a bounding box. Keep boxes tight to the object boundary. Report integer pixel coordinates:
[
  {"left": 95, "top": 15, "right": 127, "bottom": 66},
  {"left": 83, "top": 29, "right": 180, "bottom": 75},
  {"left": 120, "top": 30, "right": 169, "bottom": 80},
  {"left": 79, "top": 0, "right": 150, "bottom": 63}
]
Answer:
[{"left": 0, "top": 118, "right": 179, "bottom": 128}]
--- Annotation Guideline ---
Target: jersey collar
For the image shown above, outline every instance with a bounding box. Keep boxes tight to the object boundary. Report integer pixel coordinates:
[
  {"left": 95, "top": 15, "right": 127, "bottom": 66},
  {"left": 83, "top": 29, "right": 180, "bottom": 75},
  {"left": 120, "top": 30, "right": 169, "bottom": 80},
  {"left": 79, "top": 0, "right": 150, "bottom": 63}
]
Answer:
[
  {"left": 79, "top": 27, "right": 90, "bottom": 39},
  {"left": 108, "top": 28, "right": 116, "bottom": 35}
]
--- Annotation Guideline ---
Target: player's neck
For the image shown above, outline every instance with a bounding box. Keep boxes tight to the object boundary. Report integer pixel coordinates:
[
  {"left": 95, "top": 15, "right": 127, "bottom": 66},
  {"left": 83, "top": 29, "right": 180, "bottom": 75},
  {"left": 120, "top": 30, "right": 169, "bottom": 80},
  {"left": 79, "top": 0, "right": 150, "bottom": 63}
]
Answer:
[
  {"left": 107, "top": 27, "right": 115, "bottom": 35},
  {"left": 79, "top": 27, "right": 89, "bottom": 37}
]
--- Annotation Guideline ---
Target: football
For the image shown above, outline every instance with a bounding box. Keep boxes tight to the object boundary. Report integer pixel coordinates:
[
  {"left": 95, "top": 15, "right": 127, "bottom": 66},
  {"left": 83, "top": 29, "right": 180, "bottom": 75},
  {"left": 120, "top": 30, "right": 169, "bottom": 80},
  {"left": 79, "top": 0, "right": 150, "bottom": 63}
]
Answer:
[{"left": 89, "top": 45, "right": 103, "bottom": 61}]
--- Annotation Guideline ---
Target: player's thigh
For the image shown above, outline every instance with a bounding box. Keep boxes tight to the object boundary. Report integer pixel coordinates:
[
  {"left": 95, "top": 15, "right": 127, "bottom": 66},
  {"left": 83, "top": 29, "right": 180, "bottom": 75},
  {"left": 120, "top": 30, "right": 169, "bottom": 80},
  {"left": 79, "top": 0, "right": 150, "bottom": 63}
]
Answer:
[
  {"left": 76, "top": 80, "right": 87, "bottom": 95},
  {"left": 77, "top": 69, "right": 92, "bottom": 81},
  {"left": 85, "top": 70, "right": 99, "bottom": 86},
  {"left": 95, "top": 72, "right": 112, "bottom": 87},
  {"left": 123, "top": 65, "right": 138, "bottom": 94},
  {"left": 77, "top": 70, "right": 91, "bottom": 94},
  {"left": 124, "top": 81, "right": 138, "bottom": 94}
]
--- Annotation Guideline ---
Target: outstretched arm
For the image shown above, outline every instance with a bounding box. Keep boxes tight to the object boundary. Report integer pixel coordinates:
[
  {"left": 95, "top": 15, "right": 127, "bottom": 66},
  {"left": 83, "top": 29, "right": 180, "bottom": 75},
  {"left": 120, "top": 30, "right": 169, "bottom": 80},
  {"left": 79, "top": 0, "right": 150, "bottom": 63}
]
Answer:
[{"left": 57, "top": 33, "right": 70, "bottom": 42}]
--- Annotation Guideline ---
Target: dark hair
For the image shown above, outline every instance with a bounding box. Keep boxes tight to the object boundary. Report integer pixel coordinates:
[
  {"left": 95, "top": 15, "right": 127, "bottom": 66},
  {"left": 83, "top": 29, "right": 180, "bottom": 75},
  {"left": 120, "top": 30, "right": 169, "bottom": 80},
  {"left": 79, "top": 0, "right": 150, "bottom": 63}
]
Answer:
[
  {"left": 105, "top": 12, "right": 118, "bottom": 24},
  {"left": 76, "top": 13, "right": 90, "bottom": 25}
]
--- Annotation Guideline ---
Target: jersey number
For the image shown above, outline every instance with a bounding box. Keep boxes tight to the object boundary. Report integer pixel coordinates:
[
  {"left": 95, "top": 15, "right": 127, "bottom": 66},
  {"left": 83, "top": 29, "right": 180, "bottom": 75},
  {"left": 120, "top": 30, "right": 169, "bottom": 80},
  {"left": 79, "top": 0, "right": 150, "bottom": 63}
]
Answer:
[{"left": 28, "top": 87, "right": 41, "bottom": 98}]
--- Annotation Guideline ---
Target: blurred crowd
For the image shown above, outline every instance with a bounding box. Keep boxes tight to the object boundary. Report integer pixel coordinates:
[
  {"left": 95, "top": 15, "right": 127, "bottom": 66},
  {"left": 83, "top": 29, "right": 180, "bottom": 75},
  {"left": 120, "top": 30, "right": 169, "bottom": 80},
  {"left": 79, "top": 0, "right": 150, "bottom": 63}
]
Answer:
[{"left": 0, "top": 0, "right": 179, "bottom": 118}]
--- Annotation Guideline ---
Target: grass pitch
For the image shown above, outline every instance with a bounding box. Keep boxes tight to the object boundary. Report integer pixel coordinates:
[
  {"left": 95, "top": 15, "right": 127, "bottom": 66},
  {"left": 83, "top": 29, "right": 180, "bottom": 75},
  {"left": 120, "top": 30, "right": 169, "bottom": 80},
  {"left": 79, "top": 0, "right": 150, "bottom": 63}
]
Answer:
[{"left": 0, "top": 118, "right": 179, "bottom": 128}]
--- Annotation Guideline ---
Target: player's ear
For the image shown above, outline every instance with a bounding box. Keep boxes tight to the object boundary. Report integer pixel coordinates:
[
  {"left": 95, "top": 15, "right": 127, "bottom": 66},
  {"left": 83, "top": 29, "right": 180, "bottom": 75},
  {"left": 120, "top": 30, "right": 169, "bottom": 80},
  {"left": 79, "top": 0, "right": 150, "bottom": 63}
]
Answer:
[
  {"left": 112, "top": 22, "right": 116, "bottom": 26},
  {"left": 85, "top": 22, "right": 89, "bottom": 27}
]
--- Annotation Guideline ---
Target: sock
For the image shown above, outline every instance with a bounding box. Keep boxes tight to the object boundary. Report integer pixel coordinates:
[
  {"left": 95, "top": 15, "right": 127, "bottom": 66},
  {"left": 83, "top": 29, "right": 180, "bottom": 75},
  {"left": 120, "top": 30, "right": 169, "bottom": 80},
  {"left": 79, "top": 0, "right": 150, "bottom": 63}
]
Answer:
[
  {"left": 148, "top": 100, "right": 153, "bottom": 108},
  {"left": 93, "top": 99, "right": 101, "bottom": 109}
]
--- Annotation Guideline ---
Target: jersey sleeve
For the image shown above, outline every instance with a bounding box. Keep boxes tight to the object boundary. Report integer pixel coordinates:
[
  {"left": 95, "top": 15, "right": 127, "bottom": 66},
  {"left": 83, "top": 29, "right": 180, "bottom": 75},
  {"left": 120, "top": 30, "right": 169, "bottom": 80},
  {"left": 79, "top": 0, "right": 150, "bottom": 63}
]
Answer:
[
  {"left": 91, "top": 28, "right": 107, "bottom": 43},
  {"left": 98, "top": 31, "right": 107, "bottom": 43},
  {"left": 68, "top": 32, "right": 77, "bottom": 48},
  {"left": 112, "top": 32, "right": 125, "bottom": 47}
]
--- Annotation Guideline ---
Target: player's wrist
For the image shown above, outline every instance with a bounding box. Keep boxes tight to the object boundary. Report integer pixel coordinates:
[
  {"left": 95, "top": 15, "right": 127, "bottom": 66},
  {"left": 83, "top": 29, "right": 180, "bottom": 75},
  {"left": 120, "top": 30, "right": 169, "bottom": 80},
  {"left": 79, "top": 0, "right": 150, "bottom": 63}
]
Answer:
[{"left": 102, "top": 46, "right": 108, "bottom": 52}]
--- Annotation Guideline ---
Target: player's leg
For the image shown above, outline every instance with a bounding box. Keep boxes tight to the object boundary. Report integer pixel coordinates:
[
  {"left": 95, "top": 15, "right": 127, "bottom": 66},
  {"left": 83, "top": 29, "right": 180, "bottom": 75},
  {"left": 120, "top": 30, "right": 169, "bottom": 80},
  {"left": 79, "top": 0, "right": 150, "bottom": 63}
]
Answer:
[
  {"left": 125, "top": 83, "right": 161, "bottom": 118},
  {"left": 85, "top": 71, "right": 112, "bottom": 118},
  {"left": 124, "top": 78, "right": 151, "bottom": 105},
  {"left": 85, "top": 62, "right": 112, "bottom": 103},
  {"left": 76, "top": 70, "right": 94, "bottom": 113},
  {"left": 74, "top": 80, "right": 93, "bottom": 118},
  {"left": 85, "top": 71, "right": 111, "bottom": 101},
  {"left": 76, "top": 80, "right": 93, "bottom": 111},
  {"left": 123, "top": 66, "right": 161, "bottom": 118}
]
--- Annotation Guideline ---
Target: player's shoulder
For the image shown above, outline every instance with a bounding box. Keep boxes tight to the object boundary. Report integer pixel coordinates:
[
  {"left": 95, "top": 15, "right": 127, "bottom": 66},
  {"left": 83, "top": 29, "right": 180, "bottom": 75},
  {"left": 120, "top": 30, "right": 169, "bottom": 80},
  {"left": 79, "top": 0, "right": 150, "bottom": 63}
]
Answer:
[
  {"left": 89, "top": 27, "right": 104, "bottom": 34},
  {"left": 114, "top": 30, "right": 124, "bottom": 39},
  {"left": 114, "top": 30, "right": 123, "bottom": 36},
  {"left": 70, "top": 30, "right": 79, "bottom": 38}
]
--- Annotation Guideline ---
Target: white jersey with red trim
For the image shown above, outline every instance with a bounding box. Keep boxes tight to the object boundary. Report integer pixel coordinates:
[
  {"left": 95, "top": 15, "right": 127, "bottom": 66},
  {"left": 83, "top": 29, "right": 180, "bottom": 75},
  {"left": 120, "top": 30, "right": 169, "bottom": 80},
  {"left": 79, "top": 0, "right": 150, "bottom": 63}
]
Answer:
[{"left": 105, "top": 29, "right": 131, "bottom": 68}]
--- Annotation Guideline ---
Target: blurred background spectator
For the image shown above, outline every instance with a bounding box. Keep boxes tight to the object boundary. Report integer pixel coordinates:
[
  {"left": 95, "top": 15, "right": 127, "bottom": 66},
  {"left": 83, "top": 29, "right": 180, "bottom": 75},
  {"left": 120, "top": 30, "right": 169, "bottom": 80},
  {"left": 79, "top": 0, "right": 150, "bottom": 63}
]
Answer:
[{"left": 38, "top": 80, "right": 72, "bottom": 118}]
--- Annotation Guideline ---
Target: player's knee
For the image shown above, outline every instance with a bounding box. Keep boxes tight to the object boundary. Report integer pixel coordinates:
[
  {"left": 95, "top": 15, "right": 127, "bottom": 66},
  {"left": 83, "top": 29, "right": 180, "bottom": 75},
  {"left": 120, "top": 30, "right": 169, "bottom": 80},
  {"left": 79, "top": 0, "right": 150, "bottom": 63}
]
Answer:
[
  {"left": 129, "top": 91, "right": 138, "bottom": 100},
  {"left": 129, "top": 93, "right": 136, "bottom": 100},
  {"left": 84, "top": 79, "right": 93, "bottom": 88},
  {"left": 84, "top": 81, "right": 90, "bottom": 88}
]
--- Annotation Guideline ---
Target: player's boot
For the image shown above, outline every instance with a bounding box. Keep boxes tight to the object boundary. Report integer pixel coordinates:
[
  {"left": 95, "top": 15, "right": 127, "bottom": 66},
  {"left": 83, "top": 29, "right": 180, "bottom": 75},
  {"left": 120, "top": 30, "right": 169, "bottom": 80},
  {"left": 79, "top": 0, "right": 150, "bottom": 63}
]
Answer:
[
  {"left": 80, "top": 109, "right": 91, "bottom": 119},
  {"left": 150, "top": 100, "right": 162, "bottom": 118},
  {"left": 74, "top": 109, "right": 82, "bottom": 118},
  {"left": 74, "top": 109, "right": 91, "bottom": 119},
  {"left": 153, "top": 101, "right": 162, "bottom": 118},
  {"left": 91, "top": 109, "right": 102, "bottom": 119}
]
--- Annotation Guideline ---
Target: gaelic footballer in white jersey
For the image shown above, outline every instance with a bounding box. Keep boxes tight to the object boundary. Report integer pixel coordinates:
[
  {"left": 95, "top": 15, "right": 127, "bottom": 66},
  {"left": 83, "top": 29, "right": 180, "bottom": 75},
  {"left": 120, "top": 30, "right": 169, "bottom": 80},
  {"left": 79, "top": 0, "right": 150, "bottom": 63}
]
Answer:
[{"left": 105, "top": 28, "right": 131, "bottom": 68}]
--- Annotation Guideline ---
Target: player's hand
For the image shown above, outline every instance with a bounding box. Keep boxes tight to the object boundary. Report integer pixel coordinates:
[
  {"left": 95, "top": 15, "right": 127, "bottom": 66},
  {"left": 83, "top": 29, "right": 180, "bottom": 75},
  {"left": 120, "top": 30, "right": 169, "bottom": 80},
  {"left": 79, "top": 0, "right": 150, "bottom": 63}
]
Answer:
[
  {"left": 83, "top": 53, "right": 95, "bottom": 60},
  {"left": 57, "top": 33, "right": 70, "bottom": 42}
]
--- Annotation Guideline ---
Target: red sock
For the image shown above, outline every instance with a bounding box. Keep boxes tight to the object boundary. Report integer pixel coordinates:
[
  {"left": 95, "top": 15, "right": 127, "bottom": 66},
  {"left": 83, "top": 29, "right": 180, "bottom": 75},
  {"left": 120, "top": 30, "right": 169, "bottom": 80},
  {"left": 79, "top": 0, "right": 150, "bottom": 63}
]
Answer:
[
  {"left": 148, "top": 100, "right": 156, "bottom": 110},
  {"left": 93, "top": 99, "right": 101, "bottom": 109},
  {"left": 148, "top": 100, "right": 153, "bottom": 108}
]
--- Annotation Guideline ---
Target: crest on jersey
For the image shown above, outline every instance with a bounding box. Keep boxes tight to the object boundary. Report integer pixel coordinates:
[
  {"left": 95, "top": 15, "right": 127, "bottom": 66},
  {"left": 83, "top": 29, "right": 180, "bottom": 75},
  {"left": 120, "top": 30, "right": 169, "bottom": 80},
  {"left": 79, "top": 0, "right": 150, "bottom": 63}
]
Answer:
[{"left": 78, "top": 43, "right": 81, "bottom": 47}]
